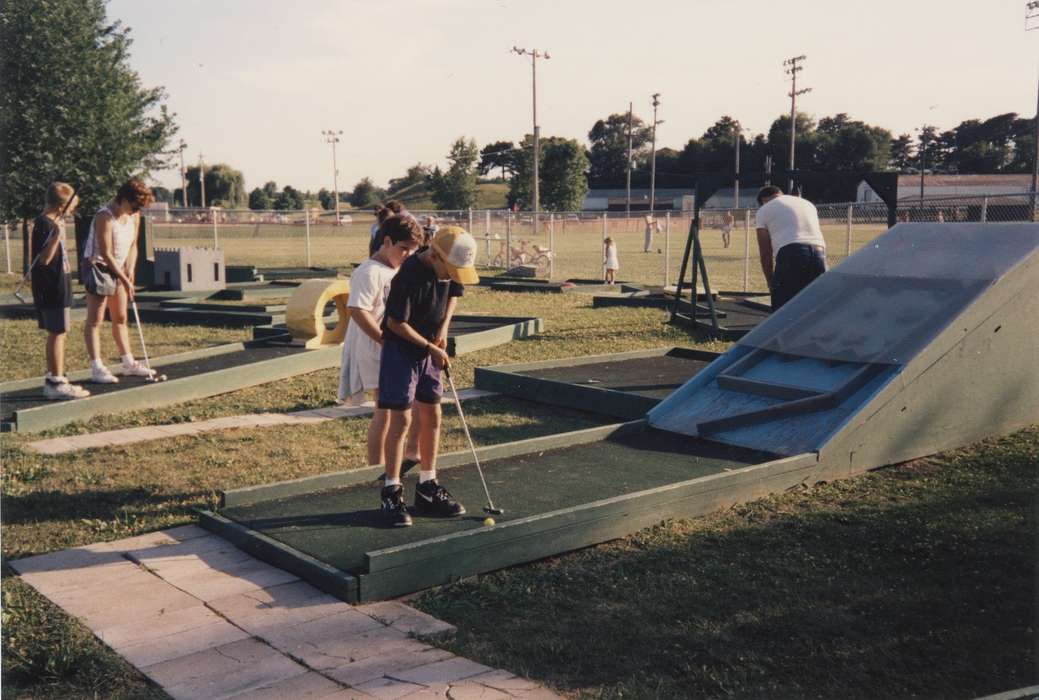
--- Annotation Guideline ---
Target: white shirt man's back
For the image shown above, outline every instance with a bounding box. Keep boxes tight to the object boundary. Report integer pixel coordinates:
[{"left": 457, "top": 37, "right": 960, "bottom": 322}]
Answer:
[{"left": 755, "top": 195, "right": 826, "bottom": 257}]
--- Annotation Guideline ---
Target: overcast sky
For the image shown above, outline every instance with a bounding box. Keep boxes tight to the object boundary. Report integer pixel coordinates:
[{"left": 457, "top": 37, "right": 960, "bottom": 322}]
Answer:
[{"left": 108, "top": 0, "right": 1037, "bottom": 195}]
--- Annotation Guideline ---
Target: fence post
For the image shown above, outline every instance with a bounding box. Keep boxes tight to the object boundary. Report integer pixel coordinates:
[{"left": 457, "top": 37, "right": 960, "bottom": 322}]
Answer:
[
  {"left": 664, "top": 212, "right": 671, "bottom": 288},
  {"left": 549, "top": 213, "right": 555, "bottom": 280},
  {"left": 211, "top": 207, "right": 218, "bottom": 248},
  {"left": 845, "top": 204, "right": 853, "bottom": 258},
  {"left": 304, "top": 208, "right": 311, "bottom": 268},
  {"left": 467, "top": 207, "right": 473, "bottom": 235},
  {"left": 980, "top": 197, "right": 988, "bottom": 223},
  {"left": 505, "top": 213, "right": 511, "bottom": 270},
  {"left": 601, "top": 211, "right": 607, "bottom": 280},
  {"left": 743, "top": 209, "right": 751, "bottom": 292},
  {"left": 3, "top": 222, "right": 11, "bottom": 274}
]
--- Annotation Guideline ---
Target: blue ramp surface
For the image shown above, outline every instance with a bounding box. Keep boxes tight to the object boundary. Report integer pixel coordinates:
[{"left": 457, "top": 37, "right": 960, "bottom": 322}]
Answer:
[{"left": 648, "top": 223, "right": 1039, "bottom": 459}]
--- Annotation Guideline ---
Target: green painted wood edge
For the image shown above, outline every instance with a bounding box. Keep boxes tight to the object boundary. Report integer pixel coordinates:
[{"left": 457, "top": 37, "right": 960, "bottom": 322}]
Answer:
[
  {"left": 1, "top": 341, "right": 252, "bottom": 393},
  {"left": 197, "top": 510, "right": 359, "bottom": 602},
  {"left": 220, "top": 420, "right": 642, "bottom": 509},
  {"left": 11, "top": 344, "right": 342, "bottom": 433},
  {"left": 450, "top": 318, "right": 543, "bottom": 357},
  {"left": 474, "top": 346, "right": 676, "bottom": 375},
  {"left": 358, "top": 451, "right": 820, "bottom": 597}
]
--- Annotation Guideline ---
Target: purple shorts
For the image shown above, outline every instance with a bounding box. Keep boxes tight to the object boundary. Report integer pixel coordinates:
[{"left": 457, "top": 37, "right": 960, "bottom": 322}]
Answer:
[{"left": 377, "top": 339, "right": 442, "bottom": 410}]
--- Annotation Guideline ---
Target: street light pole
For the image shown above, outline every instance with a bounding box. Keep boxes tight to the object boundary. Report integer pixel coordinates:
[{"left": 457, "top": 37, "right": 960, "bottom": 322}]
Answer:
[
  {"left": 649, "top": 93, "right": 663, "bottom": 212},
  {"left": 626, "top": 102, "right": 633, "bottom": 217},
  {"left": 783, "top": 55, "right": 811, "bottom": 194},
  {"left": 198, "top": 153, "right": 206, "bottom": 209},
  {"left": 512, "top": 47, "right": 549, "bottom": 224},
  {"left": 177, "top": 140, "right": 188, "bottom": 208},
  {"left": 322, "top": 130, "right": 343, "bottom": 224},
  {"left": 734, "top": 125, "right": 741, "bottom": 209}
]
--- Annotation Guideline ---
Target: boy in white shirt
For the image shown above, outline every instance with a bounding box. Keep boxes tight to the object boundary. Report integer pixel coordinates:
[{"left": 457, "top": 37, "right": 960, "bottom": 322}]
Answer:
[
  {"left": 754, "top": 186, "right": 827, "bottom": 310},
  {"left": 339, "top": 216, "right": 423, "bottom": 465}
]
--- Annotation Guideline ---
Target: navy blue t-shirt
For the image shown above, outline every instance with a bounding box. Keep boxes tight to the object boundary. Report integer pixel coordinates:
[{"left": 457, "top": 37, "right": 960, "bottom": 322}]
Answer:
[
  {"left": 30, "top": 215, "right": 71, "bottom": 309},
  {"left": 382, "top": 250, "right": 463, "bottom": 357}
]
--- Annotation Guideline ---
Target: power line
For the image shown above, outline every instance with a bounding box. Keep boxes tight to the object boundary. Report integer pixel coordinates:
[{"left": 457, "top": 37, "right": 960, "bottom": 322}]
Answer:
[
  {"left": 322, "top": 130, "right": 343, "bottom": 223},
  {"left": 649, "top": 93, "right": 663, "bottom": 212},
  {"left": 783, "top": 54, "right": 811, "bottom": 194},
  {"left": 512, "top": 46, "right": 549, "bottom": 221}
]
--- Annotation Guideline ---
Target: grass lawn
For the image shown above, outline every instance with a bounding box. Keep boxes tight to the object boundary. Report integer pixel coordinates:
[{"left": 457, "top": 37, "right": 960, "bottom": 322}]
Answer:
[{"left": 1, "top": 282, "right": 1035, "bottom": 698}]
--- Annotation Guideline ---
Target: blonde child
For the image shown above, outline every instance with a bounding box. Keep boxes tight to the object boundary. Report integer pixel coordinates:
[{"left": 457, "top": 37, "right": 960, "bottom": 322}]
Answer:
[{"left": 603, "top": 236, "right": 619, "bottom": 284}]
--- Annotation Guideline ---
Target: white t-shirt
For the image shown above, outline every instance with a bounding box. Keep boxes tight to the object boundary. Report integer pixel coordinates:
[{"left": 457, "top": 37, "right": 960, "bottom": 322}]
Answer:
[
  {"left": 337, "top": 257, "right": 398, "bottom": 404},
  {"left": 755, "top": 195, "right": 826, "bottom": 258}
]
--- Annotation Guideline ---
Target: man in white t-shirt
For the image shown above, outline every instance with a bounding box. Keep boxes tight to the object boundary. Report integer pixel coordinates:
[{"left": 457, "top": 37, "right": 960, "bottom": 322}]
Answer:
[
  {"left": 339, "top": 216, "right": 423, "bottom": 466},
  {"left": 754, "top": 186, "right": 827, "bottom": 310}
]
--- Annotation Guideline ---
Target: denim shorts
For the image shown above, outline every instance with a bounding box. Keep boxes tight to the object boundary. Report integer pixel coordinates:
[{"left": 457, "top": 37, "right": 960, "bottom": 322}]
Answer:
[{"left": 376, "top": 339, "right": 442, "bottom": 410}]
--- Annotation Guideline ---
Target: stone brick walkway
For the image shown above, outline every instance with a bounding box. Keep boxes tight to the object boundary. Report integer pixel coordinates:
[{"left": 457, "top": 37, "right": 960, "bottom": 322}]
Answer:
[
  {"left": 11, "top": 524, "right": 559, "bottom": 699},
  {"left": 26, "top": 389, "right": 495, "bottom": 456}
]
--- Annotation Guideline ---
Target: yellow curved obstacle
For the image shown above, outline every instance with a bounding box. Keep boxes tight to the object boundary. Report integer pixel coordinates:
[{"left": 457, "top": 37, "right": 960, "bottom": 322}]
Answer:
[{"left": 286, "top": 278, "right": 350, "bottom": 349}]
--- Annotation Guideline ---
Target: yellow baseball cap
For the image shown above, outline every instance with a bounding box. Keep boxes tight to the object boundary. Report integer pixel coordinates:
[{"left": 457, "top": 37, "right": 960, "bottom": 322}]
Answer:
[{"left": 432, "top": 226, "right": 480, "bottom": 285}]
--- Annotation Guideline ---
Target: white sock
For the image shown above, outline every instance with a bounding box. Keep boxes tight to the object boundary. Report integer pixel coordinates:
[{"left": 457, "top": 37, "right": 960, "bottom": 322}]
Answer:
[
  {"left": 91, "top": 358, "right": 106, "bottom": 370},
  {"left": 419, "top": 470, "right": 436, "bottom": 484},
  {"left": 121, "top": 353, "right": 135, "bottom": 366},
  {"left": 384, "top": 477, "right": 401, "bottom": 487}
]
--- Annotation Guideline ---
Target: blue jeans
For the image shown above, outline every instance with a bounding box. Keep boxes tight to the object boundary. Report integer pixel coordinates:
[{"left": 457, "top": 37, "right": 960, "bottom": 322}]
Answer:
[{"left": 771, "top": 243, "right": 826, "bottom": 310}]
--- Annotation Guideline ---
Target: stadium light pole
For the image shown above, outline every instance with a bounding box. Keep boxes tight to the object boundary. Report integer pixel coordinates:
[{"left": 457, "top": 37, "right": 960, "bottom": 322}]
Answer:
[
  {"left": 783, "top": 55, "right": 811, "bottom": 194},
  {"left": 322, "top": 130, "right": 343, "bottom": 224},
  {"left": 512, "top": 46, "right": 549, "bottom": 224},
  {"left": 626, "top": 102, "right": 633, "bottom": 217},
  {"left": 198, "top": 153, "right": 206, "bottom": 209},
  {"left": 1027, "top": 1, "right": 1039, "bottom": 220},
  {"left": 177, "top": 140, "right": 188, "bottom": 208},
  {"left": 649, "top": 93, "right": 663, "bottom": 212}
]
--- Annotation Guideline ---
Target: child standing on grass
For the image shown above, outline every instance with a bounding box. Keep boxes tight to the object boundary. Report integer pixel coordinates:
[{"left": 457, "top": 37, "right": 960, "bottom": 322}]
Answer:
[
  {"left": 603, "top": 236, "right": 619, "bottom": 284},
  {"left": 31, "top": 182, "right": 90, "bottom": 400},
  {"left": 338, "top": 215, "right": 424, "bottom": 466},
  {"left": 377, "top": 226, "right": 480, "bottom": 527}
]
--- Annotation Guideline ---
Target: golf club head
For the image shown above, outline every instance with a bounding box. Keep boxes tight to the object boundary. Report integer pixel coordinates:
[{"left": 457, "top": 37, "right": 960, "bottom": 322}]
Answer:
[
  {"left": 146, "top": 373, "right": 168, "bottom": 383},
  {"left": 483, "top": 506, "right": 504, "bottom": 516},
  {"left": 13, "top": 290, "right": 28, "bottom": 305}
]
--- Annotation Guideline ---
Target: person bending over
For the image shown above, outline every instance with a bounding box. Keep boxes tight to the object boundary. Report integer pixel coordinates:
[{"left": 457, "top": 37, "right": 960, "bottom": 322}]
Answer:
[{"left": 754, "top": 186, "right": 827, "bottom": 310}]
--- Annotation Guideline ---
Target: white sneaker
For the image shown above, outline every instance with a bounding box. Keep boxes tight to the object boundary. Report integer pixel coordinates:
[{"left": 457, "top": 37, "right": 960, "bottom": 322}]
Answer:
[
  {"left": 43, "top": 378, "right": 91, "bottom": 400},
  {"left": 91, "top": 364, "right": 119, "bottom": 384},
  {"left": 121, "top": 359, "right": 156, "bottom": 378}
]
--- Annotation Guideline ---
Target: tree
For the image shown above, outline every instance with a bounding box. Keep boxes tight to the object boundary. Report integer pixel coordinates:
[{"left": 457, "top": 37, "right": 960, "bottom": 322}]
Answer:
[
  {"left": 262, "top": 181, "right": 278, "bottom": 198},
  {"left": 248, "top": 187, "right": 271, "bottom": 210},
  {"left": 151, "top": 186, "right": 173, "bottom": 204},
  {"left": 509, "top": 135, "right": 589, "bottom": 211},
  {"left": 478, "top": 141, "right": 518, "bottom": 180},
  {"left": 0, "top": 0, "right": 177, "bottom": 269},
  {"left": 387, "top": 163, "right": 431, "bottom": 196},
  {"left": 587, "top": 113, "right": 652, "bottom": 185},
  {"left": 914, "top": 125, "right": 947, "bottom": 173},
  {"left": 183, "top": 164, "right": 246, "bottom": 208},
  {"left": 430, "top": 137, "right": 479, "bottom": 210},
  {"left": 273, "top": 185, "right": 304, "bottom": 210},
  {"left": 678, "top": 116, "right": 746, "bottom": 175},
  {"left": 349, "top": 177, "right": 378, "bottom": 207},
  {"left": 890, "top": 134, "right": 915, "bottom": 171},
  {"left": 814, "top": 114, "right": 892, "bottom": 172},
  {"left": 317, "top": 188, "right": 334, "bottom": 210}
]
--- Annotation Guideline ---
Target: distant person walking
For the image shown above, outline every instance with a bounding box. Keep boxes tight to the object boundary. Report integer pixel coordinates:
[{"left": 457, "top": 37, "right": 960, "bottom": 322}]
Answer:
[
  {"left": 754, "top": 186, "right": 827, "bottom": 310},
  {"left": 643, "top": 214, "right": 660, "bottom": 253}
]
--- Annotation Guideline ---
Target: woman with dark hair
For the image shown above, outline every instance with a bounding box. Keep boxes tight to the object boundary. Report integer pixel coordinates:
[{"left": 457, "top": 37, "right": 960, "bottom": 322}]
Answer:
[{"left": 81, "top": 179, "right": 156, "bottom": 383}]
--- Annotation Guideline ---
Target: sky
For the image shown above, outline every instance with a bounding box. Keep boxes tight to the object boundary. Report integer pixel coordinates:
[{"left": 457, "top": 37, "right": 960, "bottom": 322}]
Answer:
[{"left": 107, "top": 0, "right": 1038, "bottom": 195}]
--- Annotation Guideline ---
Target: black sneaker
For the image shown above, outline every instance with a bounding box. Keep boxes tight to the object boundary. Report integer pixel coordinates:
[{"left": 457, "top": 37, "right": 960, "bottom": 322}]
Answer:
[
  {"left": 380, "top": 484, "right": 412, "bottom": 527},
  {"left": 413, "top": 479, "right": 466, "bottom": 518}
]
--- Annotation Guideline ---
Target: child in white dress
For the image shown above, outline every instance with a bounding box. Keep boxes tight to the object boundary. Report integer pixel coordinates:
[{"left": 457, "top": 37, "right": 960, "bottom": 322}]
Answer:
[
  {"left": 603, "top": 237, "right": 619, "bottom": 284},
  {"left": 339, "top": 216, "right": 423, "bottom": 465}
]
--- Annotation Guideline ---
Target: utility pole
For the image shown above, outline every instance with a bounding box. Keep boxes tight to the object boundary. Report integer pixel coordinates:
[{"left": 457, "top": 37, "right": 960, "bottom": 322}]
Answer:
[
  {"left": 649, "top": 93, "right": 663, "bottom": 212},
  {"left": 626, "top": 102, "right": 633, "bottom": 217},
  {"left": 1027, "top": 1, "right": 1039, "bottom": 220},
  {"left": 783, "top": 55, "right": 811, "bottom": 194},
  {"left": 322, "top": 130, "right": 343, "bottom": 223},
  {"left": 734, "top": 125, "right": 741, "bottom": 209},
  {"left": 512, "top": 46, "right": 550, "bottom": 223},
  {"left": 765, "top": 155, "right": 773, "bottom": 186},
  {"left": 198, "top": 153, "right": 206, "bottom": 208},
  {"left": 177, "top": 140, "right": 188, "bottom": 207}
]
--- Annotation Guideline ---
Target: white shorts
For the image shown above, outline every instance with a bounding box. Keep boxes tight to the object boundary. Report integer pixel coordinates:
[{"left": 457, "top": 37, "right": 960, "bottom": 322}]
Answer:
[{"left": 337, "top": 327, "right": 381, "bottom": 405}]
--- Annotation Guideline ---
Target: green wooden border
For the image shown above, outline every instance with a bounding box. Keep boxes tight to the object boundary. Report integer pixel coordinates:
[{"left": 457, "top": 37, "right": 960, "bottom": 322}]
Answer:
[
  {"left": 6, "top": 341, "right": 340, "bottom": 433},
  {"left": 473, "top": 347, "right": 720, "bottom": 420},
  {"left": 220, "top": 420, "right": 642, "bottom": 508},
  {"left": 197, "top": 510, "right": 359, "bottom": 602},
  {"left": 447, "top": 317, "right": 543, "bottom": 356}
]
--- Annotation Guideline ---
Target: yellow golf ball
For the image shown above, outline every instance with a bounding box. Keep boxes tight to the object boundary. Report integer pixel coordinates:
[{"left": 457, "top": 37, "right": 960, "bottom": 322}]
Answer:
[{"left": 483, "top": 517, "right": 495, "bottom": 526}]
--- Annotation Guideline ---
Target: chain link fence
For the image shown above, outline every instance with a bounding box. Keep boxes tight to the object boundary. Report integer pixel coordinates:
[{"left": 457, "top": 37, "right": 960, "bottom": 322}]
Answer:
[{"left": 3, "top": 193, "right": 1034, "bottom": 290}]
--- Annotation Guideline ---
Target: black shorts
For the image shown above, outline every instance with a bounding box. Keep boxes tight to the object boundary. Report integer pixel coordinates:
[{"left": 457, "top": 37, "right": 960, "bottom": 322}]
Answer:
[
  {"left": 36, "top": 307, "right": 70, "bottom": 334},
  {"left": 771, "top": 244, "right": 827, "bottom": 310}
]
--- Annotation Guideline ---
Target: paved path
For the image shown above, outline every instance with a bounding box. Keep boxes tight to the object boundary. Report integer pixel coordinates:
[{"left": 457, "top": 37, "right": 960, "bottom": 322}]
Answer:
[
  {"left": 11, "top": 525, "right": 559, "bottom": 700},
  {"left": 26, "top": 389, "right": 496, "bottom": 456}
]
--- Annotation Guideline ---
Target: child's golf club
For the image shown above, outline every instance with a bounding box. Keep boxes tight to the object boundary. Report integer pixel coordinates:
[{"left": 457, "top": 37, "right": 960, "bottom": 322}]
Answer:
[
  {"left": 130, "top": 299, "right": 167, "bottom": 382},
  {"left": 444, "top": 366, "right": 503, "bottom": 516},
  {"left": 13, "top": 185, "right": 80, "bottom": 304}
]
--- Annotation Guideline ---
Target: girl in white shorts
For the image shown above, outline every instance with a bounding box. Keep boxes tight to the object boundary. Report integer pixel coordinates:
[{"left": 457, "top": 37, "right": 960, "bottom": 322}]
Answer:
[{"left": 338, "top": 215, "right": 423, "bottom": 465}]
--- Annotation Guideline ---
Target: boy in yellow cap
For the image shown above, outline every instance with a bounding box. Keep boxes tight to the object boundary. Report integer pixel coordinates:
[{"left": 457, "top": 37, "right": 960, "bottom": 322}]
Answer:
[{"left": 377, "top": 226, "right": 480, "bottom": 527}]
